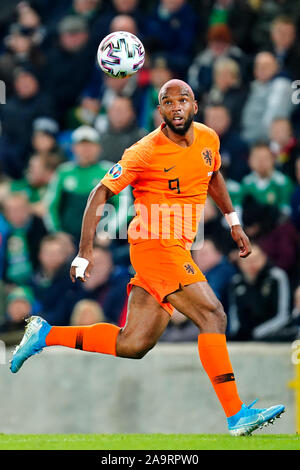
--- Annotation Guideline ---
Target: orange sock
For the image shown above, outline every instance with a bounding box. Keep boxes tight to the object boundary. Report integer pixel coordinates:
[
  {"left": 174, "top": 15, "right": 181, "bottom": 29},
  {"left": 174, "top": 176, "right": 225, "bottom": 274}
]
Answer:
[
  {"left": 198, "top": 333, "right": 243, "bottom": 417},
  {"left": 46, "top": 323, "right": 121, "bottom": 356}
]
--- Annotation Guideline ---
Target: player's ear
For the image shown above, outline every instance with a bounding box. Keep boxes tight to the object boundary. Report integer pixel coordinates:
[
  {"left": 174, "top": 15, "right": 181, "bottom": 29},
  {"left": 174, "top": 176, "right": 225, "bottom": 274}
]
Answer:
[
  {"left": 194, "top": 100, "right": 198, "bottom": 115},
  {"left": 157, "top": 104, "right": 162, "bottom": 118}
]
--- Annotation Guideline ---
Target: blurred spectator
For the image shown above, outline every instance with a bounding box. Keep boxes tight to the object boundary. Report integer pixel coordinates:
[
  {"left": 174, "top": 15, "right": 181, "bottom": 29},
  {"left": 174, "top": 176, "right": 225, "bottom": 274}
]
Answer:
[
  {"left": 92, "top": 0, "right": 145, "bottom": 42},
  {"left": 266, "top": 15, "right": 300, "bottom": 80},
  {"left": 269, "top": 118, "right": 300, "bottom": 182},
  {"left": 96, "top": 96, "right": 146, "bottom": 163},
  {"left": 239, "top": 142, "right": 294, "bottom": 215},
  {"left": 0, "top": 286, "right": 34, "bottom": 333},
  {"left": 209, "top": 0, "right": 258, "bottom": 54},
  {"left": 241, "top": 52, "right": 293, "bottom": 144},
  {"left": 138, "top": 56, "right": 173, "bottom": 132},
  {"left": 70, "top": 0, "right": 103, "bottom": 18},
  {"left": 44, "top": 15, "right": 97, "bottom": 121},
  {"left": 0, "top": 193, "right": 47, "bottom": 286},
  {"left": 110, "top": 14, "right": 138, "bottom": 35},
  {"left": 145, "top": 0, "right": 198, "bottom": 75},
  {"left": 187, "top": 24, "right": 250, "bottom": 99},
  {"left": 68, "top": 0, "right": 115, "bottom": 50},
  {"left": 45, "top": 125, "right": 130, "bottom": 242},
  {"left": 101, "top": 72, "right": 139, "bottom": 108},
  {"left": 86, "top": 73, "right": 138, "bottom": 132},
  {"left": 110, "top": 0, "right": 143, "bottom": 21},
  {"left": 204, "top": 105, "right": 249, "bottom": 182},
  {"left": 10, "top": 152, "right": 63, "bottom": 218},
  {"left": 31, "top": 117, "right": 63, "bottom": 156},
  {"left": 251, "top": 0, "right": 300, "bottom": 50},
  {"left": 67, "top": 93, "right": 102, "bottom": 130},
  {"left": 205, "top": 57, "right": 248, "bottom": 130},
  {"left": 242, "top": 195, "right": 299, "bottom": 278},
  {"left": 70, "top": 298, "right": 105, "bottom": 325},
  {"left": 208, "top": 0, "right": 241, "bottom": 26},
  {"left": 228, "top": 243, "right": 291, "bottom": 341},
  {"left": 80, "top": 244, "right": 131, "bottom": 325},
  {"left": 69, "top": 0, "right": 105, "bottom": 27},
  {"left": 291, "top": 157, "right": 300, "bottom": 231},
  {"left": 0, "top": 22, "right": 46, "bottom": 97},
  {"left": 0, "top": 67, "right": 55, "bottom": 178},
  {"left": 15, "top": 2, "right": 48, "bottom": 48},
  {"left": 193, "top": 238, "right": 236, "bottom": 313},
  {"left": 30, "top": 233, "right": 79, "bottom": 325},
  {"left": 55, "top": 231, "right": 76, "bottom": 259}
]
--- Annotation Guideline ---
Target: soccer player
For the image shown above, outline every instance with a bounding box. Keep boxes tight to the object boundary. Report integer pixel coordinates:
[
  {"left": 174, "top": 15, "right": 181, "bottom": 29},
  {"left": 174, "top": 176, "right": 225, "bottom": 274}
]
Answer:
[{"left": 10, "top": 80, "right": 285, "bottom": 436}]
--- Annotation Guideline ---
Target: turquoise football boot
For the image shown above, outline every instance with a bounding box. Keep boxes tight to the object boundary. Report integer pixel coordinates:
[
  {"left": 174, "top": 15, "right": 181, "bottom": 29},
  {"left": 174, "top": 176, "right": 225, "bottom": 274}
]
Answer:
[
  {"left": 227, "top": 399, "right": 285, "bottom": 436},
  {"left": 10, "top": 316, "right": 52, "bottom": 373}
]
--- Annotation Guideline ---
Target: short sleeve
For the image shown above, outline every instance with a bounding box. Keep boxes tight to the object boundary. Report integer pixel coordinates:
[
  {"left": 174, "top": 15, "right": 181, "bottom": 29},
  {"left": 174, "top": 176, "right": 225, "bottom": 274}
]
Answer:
[
  {"left": 212, "top": 130, "right": 221, "bottom": 172},
  {"left": 101, "top": 146, "right": 148, "bottom": 195}
]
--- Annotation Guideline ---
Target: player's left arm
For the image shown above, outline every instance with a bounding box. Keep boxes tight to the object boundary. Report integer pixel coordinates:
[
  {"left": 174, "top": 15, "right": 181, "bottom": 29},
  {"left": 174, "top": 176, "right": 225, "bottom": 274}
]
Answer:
[{"left": 208, "top": 170, "right": 251, "bottom": 258}]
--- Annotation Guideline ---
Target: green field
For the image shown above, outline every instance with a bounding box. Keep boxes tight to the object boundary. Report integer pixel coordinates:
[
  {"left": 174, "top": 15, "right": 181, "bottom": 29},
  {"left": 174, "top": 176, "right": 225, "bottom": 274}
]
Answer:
[{"left": 0, "top": 434, "right": 299, "bottom": 450}]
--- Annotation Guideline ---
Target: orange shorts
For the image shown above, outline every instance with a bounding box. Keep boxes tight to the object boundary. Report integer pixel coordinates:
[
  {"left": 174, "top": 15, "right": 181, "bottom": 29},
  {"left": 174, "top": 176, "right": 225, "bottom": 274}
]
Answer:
[{"left": 127, "top": 240, "right": 206, "bottom": 315}]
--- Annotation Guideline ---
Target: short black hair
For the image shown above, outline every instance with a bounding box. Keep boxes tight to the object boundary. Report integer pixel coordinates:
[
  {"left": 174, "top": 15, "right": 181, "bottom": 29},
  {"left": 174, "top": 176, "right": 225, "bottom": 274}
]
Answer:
[{"left": 250, "top": 139, "right": 271, "bottom": 153}]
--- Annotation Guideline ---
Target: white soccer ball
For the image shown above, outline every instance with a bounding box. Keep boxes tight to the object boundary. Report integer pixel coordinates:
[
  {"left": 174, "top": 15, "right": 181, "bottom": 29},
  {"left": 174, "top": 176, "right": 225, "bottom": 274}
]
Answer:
[{"left": 97, "top": 31, "right": 145, "bottom": 78}]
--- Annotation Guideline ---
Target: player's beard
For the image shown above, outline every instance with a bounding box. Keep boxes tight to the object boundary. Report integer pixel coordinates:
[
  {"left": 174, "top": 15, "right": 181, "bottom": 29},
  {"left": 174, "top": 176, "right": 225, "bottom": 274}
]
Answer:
[{"left": 163, "top": 111, "right": 195, "bottom": 135}]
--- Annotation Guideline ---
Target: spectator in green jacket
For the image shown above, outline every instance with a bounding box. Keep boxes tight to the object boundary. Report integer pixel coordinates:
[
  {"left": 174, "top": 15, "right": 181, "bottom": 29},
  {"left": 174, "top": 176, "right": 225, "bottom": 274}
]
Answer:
[
  {"left": 239, "top": 141, "right": 294, "bottom": 215},
  {"left": 45, "top": 125, "right": 131, "bottom": 242},
  {"left": 1, "top": 192, "right": 48, "bottom": 286},
  {"left": 10, "top": 152, "right": 63, "bottom": 219}
]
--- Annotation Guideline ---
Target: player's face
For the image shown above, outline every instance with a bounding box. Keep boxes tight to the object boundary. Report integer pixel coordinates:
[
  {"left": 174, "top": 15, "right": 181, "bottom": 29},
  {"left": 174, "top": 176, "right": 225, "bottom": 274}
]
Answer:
[{"left": 158, "top": 86, "right": 197, "bottom": 136}]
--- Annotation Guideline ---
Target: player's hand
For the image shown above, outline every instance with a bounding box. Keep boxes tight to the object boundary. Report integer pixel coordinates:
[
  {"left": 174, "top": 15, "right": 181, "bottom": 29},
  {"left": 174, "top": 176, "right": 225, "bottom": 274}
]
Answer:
[
  {"left": 70, "top": 252, "right": 94, "bottom": 283},
  {"left": 230, "top": 225, "right": 251, "bottom": 258}
]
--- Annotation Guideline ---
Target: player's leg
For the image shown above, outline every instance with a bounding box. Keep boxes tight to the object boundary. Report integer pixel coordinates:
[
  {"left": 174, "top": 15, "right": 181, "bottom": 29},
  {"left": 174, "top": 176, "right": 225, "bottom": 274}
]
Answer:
[
  {"left": 10, "top": 285, "right": 170, "bottom": 372},
  {"left": 166, "top": 281, "right": 285, "bottom": 435},
  {"left": 166, "top": 281, "right": 242, "bottom": 418},
  {"left": 166, "top": 281, "right": 227, "bottom": 333},
  {"left": 45, "top": 285, "right": 170, "bottom": 358},
  {"left": 116, "top": 285, "right": 170, "bottom": 358}
]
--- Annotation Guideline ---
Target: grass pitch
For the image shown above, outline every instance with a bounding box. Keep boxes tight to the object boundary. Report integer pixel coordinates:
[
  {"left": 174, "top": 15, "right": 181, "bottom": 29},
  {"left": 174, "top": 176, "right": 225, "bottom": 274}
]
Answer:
[{"left": 0, "top": 434, "right": 299, "bottom": 450}]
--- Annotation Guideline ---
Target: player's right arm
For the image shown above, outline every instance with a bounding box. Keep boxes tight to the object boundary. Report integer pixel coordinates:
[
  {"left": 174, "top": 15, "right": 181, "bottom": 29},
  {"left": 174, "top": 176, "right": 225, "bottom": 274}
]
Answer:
[
  {"left": 70, "top": 182, "right": 115, "bottom": 283},
  {"left": 70, "top": 145, "right": 148, "bottom": 282}
]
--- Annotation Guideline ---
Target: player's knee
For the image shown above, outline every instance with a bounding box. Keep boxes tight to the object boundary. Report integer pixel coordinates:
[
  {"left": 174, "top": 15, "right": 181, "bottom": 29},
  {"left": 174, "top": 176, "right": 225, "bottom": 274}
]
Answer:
[
  {"left": 117, "top": 331, "right": 156, "bottom": 359},
  {"left": 196, "top": 299, "right": 227, "bottom": 332},
  {"left": 129, "top": 337, "right": 156, "bottom": 360},
  {"left": 208, "top": 300, "right": 227, "bottom": 331},
  {"left": 215, "top": 301, "right": 227, "bottom": 329}
]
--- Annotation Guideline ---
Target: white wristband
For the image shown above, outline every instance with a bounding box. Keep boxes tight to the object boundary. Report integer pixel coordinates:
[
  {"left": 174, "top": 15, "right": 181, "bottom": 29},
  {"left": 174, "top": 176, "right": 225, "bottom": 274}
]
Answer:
[
  {"left": 71, "top": 256, "right": 89, "bottom": 279},
  {"left": 225, "top": 212, "right": 240, "bottom": 227}
]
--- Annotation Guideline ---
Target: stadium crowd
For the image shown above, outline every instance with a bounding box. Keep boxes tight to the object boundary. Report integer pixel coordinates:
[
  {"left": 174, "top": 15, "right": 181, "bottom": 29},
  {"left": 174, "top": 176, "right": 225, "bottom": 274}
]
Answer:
[{"left": 0, "top": 0, "right": 300, "bottom": 344}]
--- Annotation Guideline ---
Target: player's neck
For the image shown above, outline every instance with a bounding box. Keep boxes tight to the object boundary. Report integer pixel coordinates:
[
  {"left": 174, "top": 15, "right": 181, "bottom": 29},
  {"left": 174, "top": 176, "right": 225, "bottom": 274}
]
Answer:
[{"left": 163, "top": 124, "right": 195, "bottom": 148}]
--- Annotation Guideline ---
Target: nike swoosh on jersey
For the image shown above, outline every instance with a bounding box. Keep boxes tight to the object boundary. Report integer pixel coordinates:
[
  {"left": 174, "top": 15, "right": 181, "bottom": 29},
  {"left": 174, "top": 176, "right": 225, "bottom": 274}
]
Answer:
[{"left": 164, "top": 165, "right": 176, "bottom": 172}]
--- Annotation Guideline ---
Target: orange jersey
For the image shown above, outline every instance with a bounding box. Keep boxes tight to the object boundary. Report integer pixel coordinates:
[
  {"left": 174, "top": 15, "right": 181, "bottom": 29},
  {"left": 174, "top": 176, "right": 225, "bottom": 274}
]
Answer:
[{"left": 101, "top": 122, "right": 221, "bottom": 248}]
